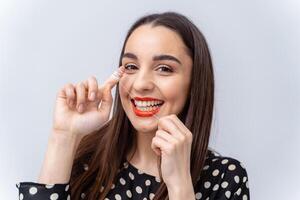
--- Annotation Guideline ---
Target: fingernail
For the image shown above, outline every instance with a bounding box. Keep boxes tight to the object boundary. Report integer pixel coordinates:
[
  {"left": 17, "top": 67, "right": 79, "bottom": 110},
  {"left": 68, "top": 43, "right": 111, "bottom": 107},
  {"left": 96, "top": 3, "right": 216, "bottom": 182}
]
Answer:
[
  {"left": 90, "top": 92, "right": 95, "bottom": 101},
  {"left": 78, "top": 104, "right": 84, "bottom": 113},
  {"left": 112, "top": 71, "right": 120, "bottom": 80}
]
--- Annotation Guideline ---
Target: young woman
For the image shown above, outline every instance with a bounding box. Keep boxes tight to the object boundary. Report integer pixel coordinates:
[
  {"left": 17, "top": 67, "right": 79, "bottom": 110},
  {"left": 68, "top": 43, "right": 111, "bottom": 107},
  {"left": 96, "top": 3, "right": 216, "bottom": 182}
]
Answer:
[{"left": 17, "top": 12, "right": 250, "bottom": 200}]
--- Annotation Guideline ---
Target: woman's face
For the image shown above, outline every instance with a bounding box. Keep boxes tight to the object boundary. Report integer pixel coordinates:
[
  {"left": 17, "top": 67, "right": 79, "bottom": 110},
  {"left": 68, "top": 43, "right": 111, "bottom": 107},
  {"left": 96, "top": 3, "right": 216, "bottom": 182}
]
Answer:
[{"left": 119, "top": 24, "right": 192, "bottom": 133}]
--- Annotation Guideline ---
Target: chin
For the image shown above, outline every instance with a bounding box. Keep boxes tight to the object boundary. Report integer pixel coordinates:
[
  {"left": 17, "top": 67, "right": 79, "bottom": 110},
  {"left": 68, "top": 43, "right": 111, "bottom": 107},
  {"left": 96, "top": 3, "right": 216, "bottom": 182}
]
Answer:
[{"left": 129, "top": 117, "right": 158, "bottom": 134}]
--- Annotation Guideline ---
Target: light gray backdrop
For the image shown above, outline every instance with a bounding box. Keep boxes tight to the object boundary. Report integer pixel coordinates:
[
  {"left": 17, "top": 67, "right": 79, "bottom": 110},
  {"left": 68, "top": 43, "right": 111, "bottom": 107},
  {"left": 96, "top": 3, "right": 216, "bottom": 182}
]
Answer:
[{"left": 1, "top": 0, "right": 299, "bottom": 199}]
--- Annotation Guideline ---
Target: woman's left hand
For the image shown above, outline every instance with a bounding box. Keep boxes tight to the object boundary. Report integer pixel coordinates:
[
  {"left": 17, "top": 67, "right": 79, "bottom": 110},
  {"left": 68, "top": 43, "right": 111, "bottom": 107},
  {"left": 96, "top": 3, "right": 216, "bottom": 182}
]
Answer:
[{"left": 151, "top": 114, "right": 193, "bottom": 191}]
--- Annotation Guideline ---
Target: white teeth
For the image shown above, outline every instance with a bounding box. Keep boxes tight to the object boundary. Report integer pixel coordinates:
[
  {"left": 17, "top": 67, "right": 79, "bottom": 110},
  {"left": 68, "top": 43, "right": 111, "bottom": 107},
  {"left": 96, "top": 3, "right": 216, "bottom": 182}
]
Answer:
[
  {"left": 133, "top": 100, "right": 163, "bottom": 107},
  {"left": 132, "top": 99, "right": 163, "bottom": 112},
  {"left": 136, "top": 105, "right": 159, "bottom": 112}
]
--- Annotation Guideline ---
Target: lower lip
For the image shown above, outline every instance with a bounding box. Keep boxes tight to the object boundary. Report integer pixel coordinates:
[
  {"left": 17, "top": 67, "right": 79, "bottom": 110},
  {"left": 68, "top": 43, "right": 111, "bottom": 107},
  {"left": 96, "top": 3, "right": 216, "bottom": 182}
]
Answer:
[{"left": 131, "top": 100, "right": 162, "bottom": 117}]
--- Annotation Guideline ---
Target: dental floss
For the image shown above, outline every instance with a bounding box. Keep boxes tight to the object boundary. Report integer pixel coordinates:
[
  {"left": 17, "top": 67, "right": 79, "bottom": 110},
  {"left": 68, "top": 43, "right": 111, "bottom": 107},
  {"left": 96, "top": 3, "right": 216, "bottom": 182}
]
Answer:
[{"left": 111, "top": 69, "right": 160, "bottom": 121}]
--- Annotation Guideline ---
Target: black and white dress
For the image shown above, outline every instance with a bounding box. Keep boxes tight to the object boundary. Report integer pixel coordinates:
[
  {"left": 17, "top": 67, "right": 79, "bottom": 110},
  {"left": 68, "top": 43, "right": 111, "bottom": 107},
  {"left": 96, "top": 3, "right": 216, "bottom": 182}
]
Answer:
[{"left": 16, "top": 149, "right": 250, "bottom": 199}]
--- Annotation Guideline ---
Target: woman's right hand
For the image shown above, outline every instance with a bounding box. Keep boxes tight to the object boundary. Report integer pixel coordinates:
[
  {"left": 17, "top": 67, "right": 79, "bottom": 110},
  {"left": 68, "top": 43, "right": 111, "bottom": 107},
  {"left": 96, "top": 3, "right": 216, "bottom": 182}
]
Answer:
[{"left": 52, "top": 66, "right": 125, "bottom": 139}]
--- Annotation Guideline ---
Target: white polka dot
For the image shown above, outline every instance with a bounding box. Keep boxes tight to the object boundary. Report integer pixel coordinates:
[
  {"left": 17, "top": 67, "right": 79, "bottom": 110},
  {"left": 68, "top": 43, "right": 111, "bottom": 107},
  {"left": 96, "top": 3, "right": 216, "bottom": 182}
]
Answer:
[
  {"left": 29, "top": 187, "right": 38, "bottom": 195},
  {"left": 19, "top": 193, "right": 23, "bottom": 200},
  {"left": 195, "top": 192, "right": 202, "bottom": 199},
  {"left": 81, "top": 192, "right": 86, "bottom": 199},
  {"left": 221, "top": 181, "right": 228, "bottom": 188},
  {"left": 234, "top": 175, "right": 240, "bottom": 183},
  {"left": 145, "top": 179, "right": 151, "bottom": 186},
  {"left": 212, "top": 184, "right": 219, "bottom": 191},
  {"left": 225, "top": 191, "right": 231, "bottom": 199},
  {"left": 45, "top": 184, "right": 54, "bottom": 189},
  {"left": 120, "top": 177, "right": 126, "bottom": 185},
  {"left": 126, "top": 190, "right": 132, "bottom": 198},
  {"left": 111, "top": 184, "right": 115, "bottom": 189},
  {"left": 67, "top": 195, "right": 71, "bottom": 200},
  {"left": 236, "top": 188, "right": 242, "bottom": 196},
  {"left": 246, "top": 181, "right": 249, "bottom": 188},
  {"left": 212, "top": 169, "right": 219, "bottom": 176},
  {"left": 155, "top": 176, "right": 161, "bottom": 182},
  {"left": 83, "top": 164, "right": 89, "bottom": 171},
  {"left": 204, "top": 181, "right": 211, "bottom": 189},
  {"left": 115, "top": 194, "right": 121, "bottom": 200},
  {"left": 243, "top": 194, "right": 248, "bottom": 200},
  {"left": 136, "top": 186, "right": 143, "bottom": 194},
  {"left": 143, "top": 198, "right": 147, "bottom": 200},
  {"left": 221, "top": 173, "right": 224, "bottom": 179},
  {"left": 203, "top": 165, "right": 209, "bottom": 170},
  {"left": 212, "top": 158, "right": 218, "bottom": 162},
  {"left": 221, "top": 159, "right": 228, "bottom": 164},
  {"left": 138, "top": 169, "right": 144, "bottom": 174},
  {"left": 129, "top": 172, "right": 135, "bottom": 180},
  {"left": 243, "top": 176, "right": 247, "bottom": 183},
  {"left": 228, "top": 164, "right": 236, "bottom": 171},
  {"left": 149, "top": 193, "right": 155, "bottom": 200},
  {"left": 50, "top": 193, "right": 59, "bottom": 200},
  {"left": 124, "top": 162, "right": 129, "bottom": 168},
  {"left": 65, "top": 185, "right": 69, "bottom": 191}
]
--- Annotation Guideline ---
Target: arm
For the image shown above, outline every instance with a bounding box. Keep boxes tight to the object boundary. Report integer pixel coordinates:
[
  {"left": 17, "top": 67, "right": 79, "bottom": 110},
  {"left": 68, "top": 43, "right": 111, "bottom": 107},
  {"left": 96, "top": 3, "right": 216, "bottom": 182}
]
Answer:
[
  {"left": 167, "top": 174, "right": 195, "bottom": 200},
  {"left": 37, "top": 129, "right": 82, "bottom": 184},
  {"left": 16, "top": 130, "right": 79, "bottom": 199}
]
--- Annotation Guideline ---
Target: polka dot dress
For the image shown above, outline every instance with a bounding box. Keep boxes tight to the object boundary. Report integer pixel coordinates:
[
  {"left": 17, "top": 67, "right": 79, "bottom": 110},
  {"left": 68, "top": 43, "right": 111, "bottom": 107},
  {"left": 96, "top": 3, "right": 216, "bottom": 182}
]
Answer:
[{"left": 16, "top": 149, "right": 250, "bottom": 199}]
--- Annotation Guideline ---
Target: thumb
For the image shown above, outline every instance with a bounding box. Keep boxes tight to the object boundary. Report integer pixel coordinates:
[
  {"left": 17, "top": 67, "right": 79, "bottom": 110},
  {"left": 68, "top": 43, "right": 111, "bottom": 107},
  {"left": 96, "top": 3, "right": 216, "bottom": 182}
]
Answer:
[{"left": 98, "top": 66, "right": 125, "bottom": 113}]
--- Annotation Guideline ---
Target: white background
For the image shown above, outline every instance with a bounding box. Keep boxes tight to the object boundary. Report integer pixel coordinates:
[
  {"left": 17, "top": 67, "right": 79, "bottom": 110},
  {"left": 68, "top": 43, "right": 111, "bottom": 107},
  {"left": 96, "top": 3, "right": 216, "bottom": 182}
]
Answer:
[{"left": 1, "top": 0, "right": 299, "bottom": 199}]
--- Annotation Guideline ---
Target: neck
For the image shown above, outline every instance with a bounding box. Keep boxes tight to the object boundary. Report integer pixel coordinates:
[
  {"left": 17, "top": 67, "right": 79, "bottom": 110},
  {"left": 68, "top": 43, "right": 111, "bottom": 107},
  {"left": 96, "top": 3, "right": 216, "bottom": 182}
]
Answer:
[{"left": 127, "top": 130, "right": 159, "bottom": 169}]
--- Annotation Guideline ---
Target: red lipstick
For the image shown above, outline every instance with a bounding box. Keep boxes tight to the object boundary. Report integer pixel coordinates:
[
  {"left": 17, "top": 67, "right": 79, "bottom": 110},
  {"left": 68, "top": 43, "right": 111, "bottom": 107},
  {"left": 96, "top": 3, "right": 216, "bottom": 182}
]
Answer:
[{"left": 131, "top": 96, "right": 164, "bottom": 117}]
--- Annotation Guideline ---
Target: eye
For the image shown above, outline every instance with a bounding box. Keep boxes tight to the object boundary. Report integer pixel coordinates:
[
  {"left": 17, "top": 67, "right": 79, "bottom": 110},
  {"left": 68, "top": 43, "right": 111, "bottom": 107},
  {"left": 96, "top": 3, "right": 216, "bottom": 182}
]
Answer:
[
  {"left": 157, "top": 65, "right": 173, "bottom": 73},
  {"left": 124, "top": 64, "right": 138, "bottom": 71}
]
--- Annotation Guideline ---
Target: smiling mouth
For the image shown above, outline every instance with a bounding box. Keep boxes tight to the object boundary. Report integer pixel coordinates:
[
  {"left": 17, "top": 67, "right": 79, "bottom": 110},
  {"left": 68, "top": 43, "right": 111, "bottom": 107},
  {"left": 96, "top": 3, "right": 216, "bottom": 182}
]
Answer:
[{"left": 130, "top": 97, "right": 164, "bottom": 117}]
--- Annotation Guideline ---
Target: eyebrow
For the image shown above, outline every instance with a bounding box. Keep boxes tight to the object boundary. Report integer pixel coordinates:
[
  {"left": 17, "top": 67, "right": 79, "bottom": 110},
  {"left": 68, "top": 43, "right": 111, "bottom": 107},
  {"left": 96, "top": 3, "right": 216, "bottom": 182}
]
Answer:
[{"left": 122, "top": 52, "right": 182, "bottom": 65}]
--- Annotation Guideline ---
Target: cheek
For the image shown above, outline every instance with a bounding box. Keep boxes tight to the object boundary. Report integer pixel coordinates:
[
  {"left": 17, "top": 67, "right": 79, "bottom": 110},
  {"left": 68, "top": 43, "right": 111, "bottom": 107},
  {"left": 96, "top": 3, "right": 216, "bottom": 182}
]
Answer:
[
  {"left": 161, "top": 78, "right": 190, "bottom": 111},
  {"left": 118, "top": 76, "right": 132, "bottom": 99}
]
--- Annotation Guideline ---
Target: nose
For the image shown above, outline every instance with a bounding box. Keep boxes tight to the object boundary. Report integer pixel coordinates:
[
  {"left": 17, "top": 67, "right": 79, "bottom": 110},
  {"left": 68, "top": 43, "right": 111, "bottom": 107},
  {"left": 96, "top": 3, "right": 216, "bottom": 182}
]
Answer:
[{"left": 132, "top": 67, "right": 155, "bottom": 93}]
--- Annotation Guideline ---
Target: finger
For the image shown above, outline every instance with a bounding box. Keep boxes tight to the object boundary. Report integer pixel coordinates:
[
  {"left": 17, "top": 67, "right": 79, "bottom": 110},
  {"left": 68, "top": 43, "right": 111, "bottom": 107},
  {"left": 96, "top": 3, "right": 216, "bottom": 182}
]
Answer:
[
  {"left": 99, "top": 66, "right": 125, "bottom": 112},
  {"left": 168, "top": 114, "right": 191, "bottom": 135},
  {"left": 86, "top": 76, "right": 98, "bottom": 101},
  {"left": 151, "top": 136, "right": 170, "bottom": 155},
  {"left": 155, "top": 129, "right": 177, "bottom": 144},
  {"left": 64, "top": 84, "right": 76, "bottom": 107},
  {"left": 157, "top": 117, "right": 185, "bottom": 141},
  {"left": 75, "top": 82, "right": 87, "bottom": 113},
  {"left": 151, "top": 137, "right": 162, "bottom": 156},
  {"left": 103, "top": 66, "right": 125, "bottom": 90},
  {"left": 167, "top": 114, "right": 193, "bottom": 143}
]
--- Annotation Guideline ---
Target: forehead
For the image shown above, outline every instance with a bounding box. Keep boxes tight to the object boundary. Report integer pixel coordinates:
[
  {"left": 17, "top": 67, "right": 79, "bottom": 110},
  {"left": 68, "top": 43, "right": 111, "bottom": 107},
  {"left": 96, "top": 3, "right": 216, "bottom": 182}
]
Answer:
[{"left": 124, "top": 25, "right": 190, "bottom": 58}]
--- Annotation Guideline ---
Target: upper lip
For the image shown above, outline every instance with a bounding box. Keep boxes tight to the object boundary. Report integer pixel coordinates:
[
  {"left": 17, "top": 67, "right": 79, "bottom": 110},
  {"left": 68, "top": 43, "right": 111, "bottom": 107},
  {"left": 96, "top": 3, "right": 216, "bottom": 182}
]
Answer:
[{"left": 132, "top": 96, "right": 164, "bottom": 101}]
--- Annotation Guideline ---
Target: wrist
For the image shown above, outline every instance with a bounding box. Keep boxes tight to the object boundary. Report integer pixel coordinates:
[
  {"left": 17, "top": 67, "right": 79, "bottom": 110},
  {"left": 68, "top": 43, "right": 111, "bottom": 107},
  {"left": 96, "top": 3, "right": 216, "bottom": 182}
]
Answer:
[
  {"left": 167, "top": 175, "right": 195, "bottom": 200},
  {"left": 50, "top": 129, "right": 82, "bottom": 148}
]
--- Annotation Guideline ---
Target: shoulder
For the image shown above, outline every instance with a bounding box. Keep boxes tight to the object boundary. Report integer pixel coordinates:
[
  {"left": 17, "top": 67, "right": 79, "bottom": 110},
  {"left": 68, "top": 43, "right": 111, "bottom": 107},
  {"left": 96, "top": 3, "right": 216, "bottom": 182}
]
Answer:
[
  {"left": 195, "top": 148, "right": 250, "bottom": 199},
  {"left": 202, "top": 148, "right": 249, "bottom": 181}
]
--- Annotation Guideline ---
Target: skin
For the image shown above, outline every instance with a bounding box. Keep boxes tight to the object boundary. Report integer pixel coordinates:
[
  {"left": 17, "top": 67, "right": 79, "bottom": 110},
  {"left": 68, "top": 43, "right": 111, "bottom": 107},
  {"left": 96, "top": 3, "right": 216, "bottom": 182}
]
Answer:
[
  {"left": 42, "top": 23, "right": 195, "bottom": 199},
  {"left": 118, "top": 24, "right": 193, "bottom": 179}
]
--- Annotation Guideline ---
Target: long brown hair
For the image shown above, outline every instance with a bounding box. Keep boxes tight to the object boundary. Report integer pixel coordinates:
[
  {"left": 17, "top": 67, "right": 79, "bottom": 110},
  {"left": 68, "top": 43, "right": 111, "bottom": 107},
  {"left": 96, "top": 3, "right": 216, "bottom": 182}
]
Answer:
[{"left": 70, "top": 11, "right": 214, "bottom": 200}]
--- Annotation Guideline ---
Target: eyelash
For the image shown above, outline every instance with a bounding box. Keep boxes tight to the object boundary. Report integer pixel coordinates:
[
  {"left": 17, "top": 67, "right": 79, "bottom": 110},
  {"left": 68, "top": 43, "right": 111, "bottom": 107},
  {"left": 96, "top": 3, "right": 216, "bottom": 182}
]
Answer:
[{"left": 124, "top": 64, "right": 173, "bottom": 73}]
